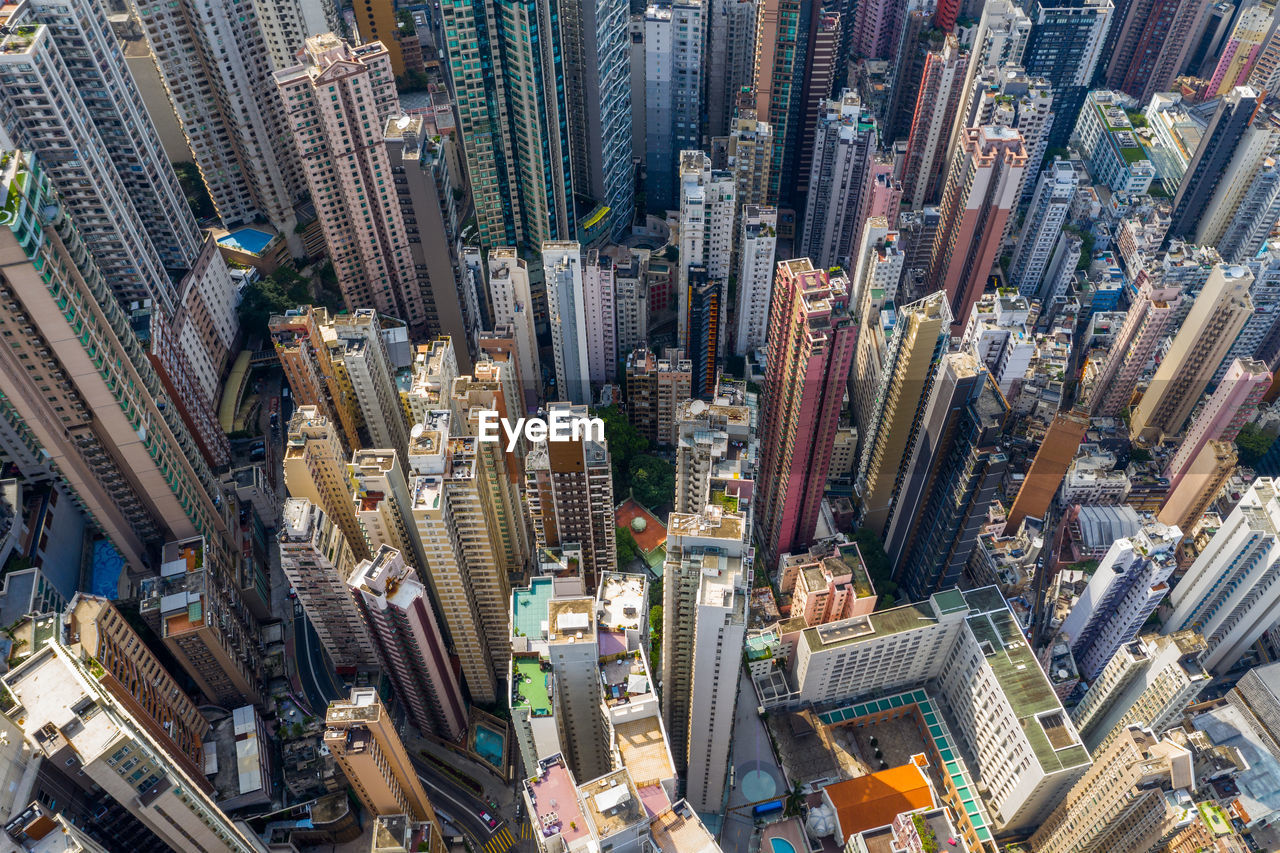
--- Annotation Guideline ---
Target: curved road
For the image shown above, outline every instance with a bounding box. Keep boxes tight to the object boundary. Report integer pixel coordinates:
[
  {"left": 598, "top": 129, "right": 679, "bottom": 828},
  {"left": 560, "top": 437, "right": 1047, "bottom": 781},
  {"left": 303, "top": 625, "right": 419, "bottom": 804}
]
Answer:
[{"left": 410, "top": 753, "right": 508, "bottom": 847}]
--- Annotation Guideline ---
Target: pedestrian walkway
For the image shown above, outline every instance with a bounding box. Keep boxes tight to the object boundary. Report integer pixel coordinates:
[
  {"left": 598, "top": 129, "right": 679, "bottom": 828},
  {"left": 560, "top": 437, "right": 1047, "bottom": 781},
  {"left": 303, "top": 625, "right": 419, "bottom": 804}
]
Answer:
[
  {"left": 483, "top": 826, "right": 515, "bottom": 853},
  {"left": 519, "top": 823, "right": 533, "bottom": 840}
]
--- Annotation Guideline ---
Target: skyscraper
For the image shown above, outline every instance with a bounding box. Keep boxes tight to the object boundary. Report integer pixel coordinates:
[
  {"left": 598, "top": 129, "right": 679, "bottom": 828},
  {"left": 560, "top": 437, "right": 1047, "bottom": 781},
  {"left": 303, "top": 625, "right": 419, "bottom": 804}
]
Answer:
[
  {"left": 928, "top": 126, "right": 1027, "bottom": 334},
  {"left": 757, "top": 261, "right": 858, "bottom": 565},
  {"left": 0, "top": 152, "right": 245, "bottom": 628},
  {"left": 283, "top": 407, "right": 370, "bottom": 561},
  {"left": 706, "top": 0, "right": 759, "bottom": 138},
  {"left": 1168, "top": 86, "right": 1264, "bottom": 242},
  {"left": 855, "top": 291, "right": 951, "bottom": 536},
  {"left": 525, "top": 403, "right": 617, "bottom": 588},
  {"left": 1165, "top": 357, "right": 1270, "bottom": 493},
  {"left": 662, "top": 505, "right": 749, "bottom": 808},
  {"left": 1021, "top": 0, "right": 1115, "bottom": 147},
  {"left": 1070, "top": 632, "right": 1209, "bottom": 753},
  {"left": 279, "top": 499, "right": 377, "bottom": 671},
  {"left": 626, "top": 348, "right": 694, "bottom": 446},
  {"left": 799, "top": 91, "right": 877, "bottom": 270},
  {"left": 674, "top": 383, "right": 755, "bottom": 515},
  {"left": 135, "top": 0, "right": 303, "bottom": 243},
  {"left": 1088, "top": 266, "right": 1185, "bottom": 417},
  {"left": 353, "top": 0, "right": 409, "bottom": 75},
  {"left": 1009, "top": 161, "right": 1079, "bottom": 297},
  {"left": 1104, "top": 0, "right": 1216, "bottom": 102},
  {"left": 1030, "top": 727, "right": 1195, "bottom": 853},
  {"left": 326, "top": 687, "right": 448, "bottom": 827},
  {"left": 1129, "top": 264, "right": 1253, "bottom": 441},
  {"left": 1060, "top": 521, "right": 1182, "bottom": 681},
  {"left": 488, "top": 249, "right": 543, "bottom": 412},
  {"left": 4, "top": 643, "right": 266, "bottom": 853},
  {"left": 347, "top": 546, "right": 468, "bottom": 740},
  {"left": 439, "top": 0, "right": 577, "bottom": 248},
  {"left": 645, "top": 0, "right": 705, "bottom": 212},
  {"left": 884, "top": 354, "right": 1009, "bottom": 600},
  {"left": 1159, "top": 440, "right": 1238, "bottom": 535},
  {"left": 277, "top": 36, "right": 427, "bottom": 332},
  {"left": 901, "top": 35, "right": 970, "bottom": 210},
  {"left": 1217, "top": 156, "right": 1280, "bottom": 263},
  {"left": 543, "top": 243, "right": 593, "bottom": 404},
  {"left": 734, "top": 205, "right": 779, "bottom": 355},
  {"left": 582, "top": 250, "right": 617, "bottom": 384},
  {"left": 1165, "top": 477, "right": 1280, "bottom": 673},
  {"left": 677, "top": 152, "right": 735, "bottom": 352},
  {"left": 686, "top": 265, "right": 721, "bottom": 398}
]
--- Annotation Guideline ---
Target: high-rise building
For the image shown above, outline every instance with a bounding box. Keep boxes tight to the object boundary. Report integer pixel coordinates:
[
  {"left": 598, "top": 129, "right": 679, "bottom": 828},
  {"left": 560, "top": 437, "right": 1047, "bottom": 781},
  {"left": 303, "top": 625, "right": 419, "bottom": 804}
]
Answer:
[
  {"left": 65, "top": 594, "right": 210, "bottom": 786},
  {"left": 350, "top": 450, "right": 427, "bottom": 582},
  {"left": 383, "top": 114, "right": 478, "bottom": 367},
  {"left": 962, "top": 67, "right": 1055, "bottom": 208},
  {"left": 0, "top": 153, "right": 245, "bottom": 623},
  {"left": 542, "top": 243, "right": 593, "bottom": 405},
  {"left": 674, "top": 382, "right": 755, "bottom": 516},
  {"left": 927, "top": 126, "right": 1027, "bottom": 334},
  {"left": 645, "top": 0, "right": 705, "bottom": 213},
  {"left": 855, "top": 291, "right": 951, "bottom": 536},
  {"left": 135, "top": 0, "right": 303, "bottom": 242},
  {"left": 438, "top": 0, "right": 578, "bottom": 248},
  {"left": 1207, "top": 4, "right": 1275, "bottom": 95},
  {"left": 1158, "top": 440, "right": 1238, "bottom": 535},
  {"left": 614, "top": 250, "right": 650, "bottom": 358},
  {"left": 734, "top": 206, "right": 779, "bottom": 355},
  {"left": 757, "top": 261, "right": 857, "bottom": 564},
  {"left": 583, "top": 249, "right": 617, "bottom": 384},
  {"left": 271, "top": 307, "right": 409, "bottom": 456},
  {"left": 0, "top": 1, "right": 237, "bottom": 439},
  {"left": 1022, "top": 0, "right": 1115, "bottom": 147},
  {"left": 1168, "top": 86, "right": 1264, "bottom": 242},
  {"left": 353, "top": 0, "right": 408, "bottom": 75},
  {"left": 1004, "top": 409, "right": 1090, "bottom": 533},
  {"left": 1010, "top": 161, "right": 1079, "bottom": 297},
  {"left": 685, "top": 265, "right": 722, "bottom": 399},
  {"left": 799, "top": 91, "right": 877, "bottom": 270},
  {"left": 1195, "top": 110, "right": 1280, "bottom": 252},
  {"left": 525, "top": 403, "right": 616, "bottom": 588},
  {"left": 1071, "top": 632, "right": 1210, "bottom": 753},
  {"left": 677, "top": 152, "right": 735, "bottom": 355},
  {"left": 851, "top": 0, "right": 907, "bottom": 61},
  {"left": 1104, "top": 0, "right": 1215, "bottom": 101},
  {"left": 407, "top": 414, "right": 511, "bottom": 706},
  {"left": 1130, "top": 264, "right": 1253, "bottom": 441},
  {"left": 968, "top": 0, "right": 1032, "bottom": 71},
  {"left": 1166, "top": 358, "right": 1270, "bottom": 493},
  {"left": 562, "top": 0, "right": 635, "bottom": 240},
  {"left": 1165, "top": 477, "right": 1280, "bottom": 673},
  {"left": 662, "top": 505, "right": 749, "bottom": 810},
  {"left": 277, "top": 36, "right": 427, "bottom": 332},
  {"left": 347, "top": 546, "right": 468, "bottom": 740},
  {"left": 848, "top": 219, "right": 905, "bottom": 327},
  {"left": 4, "top": 643, "right": 267, "bottom": 853},
  {"left": 723, "top": 113, "right": 775, "bottom": 228},
  {"left": 488, "top": 248, "right": 543, "bottom": 412},
  {"left": 278, "top": 499, "right": 376, "bottom": 671},
  {"left": 884, "top": 354, "right": 1009, "bottom": 600},
  {"left": 960, "top": 292, "right": 1036, "bottom": 396},
  {"left": 901, "top": 36, "right": 970, "bottom": 211},
  {"left": 626, "top": 348, "right": 693, "bottom": 447},
  {"left": 283, "top": 407, "right": 370, "bottom": 561},
  {"left": 706, "top": 0, "right": 758, "bottom": 138},
  {"left": 1217, "top": 157, "right": 1280, "bottom": 264},
  {"left": 1088, "top": 266, "right": 1186, "bottom": 417},
  {"left": 325, "top": 687, "right": 447, "bottom": 825},
  {"left": 794, "top": 11, "right": 842, "bottom": 205},
  {"left": 1029, "top": 727, "right": 1194, "bottom": 853},
  {"left": 1061, "top": 521, "right": 1182, "bottom": 680}
]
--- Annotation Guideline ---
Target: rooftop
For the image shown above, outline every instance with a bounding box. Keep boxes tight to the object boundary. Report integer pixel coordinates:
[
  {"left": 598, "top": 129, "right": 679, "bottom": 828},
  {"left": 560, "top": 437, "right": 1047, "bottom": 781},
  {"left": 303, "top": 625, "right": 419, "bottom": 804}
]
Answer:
[
  {"left": 579, "top": 770, "right": 645, "bottom": 839},
  {"left": 548, "top": 598, "right": 595, "bottom": 642},
  {"left": 527, "top": 758, "right": 589, "bottom": 844},
  {"left": 824, "top": 763, "right": 934, "bottom": 837},
  {"left": 512, "top": 656, "right": 553, "bottom": 716},
  {"left": 598, "top": 572, "right": 646, "bottom": 632},
  {"left": 649, "top": 800, "right": 719, "bottom": 853},
  {"left": 513, "top": 576, "right": 556, "bottom": 640},
  {"left": 614, "top": 714, "right": 673, "bottom": 787},
  {"left": 615, "top": 498, "right": 667, "bottom": 554}
]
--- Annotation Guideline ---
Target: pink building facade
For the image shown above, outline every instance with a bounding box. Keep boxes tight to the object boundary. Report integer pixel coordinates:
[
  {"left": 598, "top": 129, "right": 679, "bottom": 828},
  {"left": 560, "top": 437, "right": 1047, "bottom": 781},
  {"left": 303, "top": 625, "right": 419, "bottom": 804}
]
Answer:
[
  {"left": 778, "top": 540, "right": 877, "bottom": 625},
  {"left": 1165, "top": 357, "right": 1271, "bottom": 493},
  {"left": 756, "top": 260, "right": 858, "bottom": 567},
  {"left": 1089, "top": 269, "right": 1184, "bottom": 416}
]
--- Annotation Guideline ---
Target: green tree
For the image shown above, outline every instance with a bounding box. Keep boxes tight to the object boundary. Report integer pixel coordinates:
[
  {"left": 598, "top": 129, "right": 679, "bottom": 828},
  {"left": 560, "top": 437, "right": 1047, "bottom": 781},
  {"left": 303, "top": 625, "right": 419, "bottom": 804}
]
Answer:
[
  {"left": 1236, "top": 422, "right": 1277, "bottom": 466},
  {"left": 617, "top": 525, "right": 642, "bottom": 565},
  {"left": 173, "top": 161, "right": 215, "bottom": 220},
  {"left": 629, "top": 454, "right": 674, "bottom": 508},
  {"left": 238, "top": 268, "right": 311, "bottom": 339},
  {"left": 596, "top": 404, "right": 650, "bottom": 493}
]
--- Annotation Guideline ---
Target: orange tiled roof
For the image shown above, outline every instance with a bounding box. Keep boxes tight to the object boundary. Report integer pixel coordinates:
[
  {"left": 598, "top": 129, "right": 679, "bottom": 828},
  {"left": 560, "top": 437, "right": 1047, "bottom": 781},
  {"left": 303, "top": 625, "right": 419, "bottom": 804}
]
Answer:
[
  {"left": 825, "top": 763, "right": 934, "bottom": 838},
  {"left": 615, "top": 498, "right": 667, "bottom": 554}
]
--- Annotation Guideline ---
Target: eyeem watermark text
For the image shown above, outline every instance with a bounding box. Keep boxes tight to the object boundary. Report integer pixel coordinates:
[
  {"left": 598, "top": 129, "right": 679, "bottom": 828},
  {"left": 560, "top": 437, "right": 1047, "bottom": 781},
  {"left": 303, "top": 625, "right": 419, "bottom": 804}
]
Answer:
[{"left": 477, "top": 410, "right": 605, "bottom": 451}]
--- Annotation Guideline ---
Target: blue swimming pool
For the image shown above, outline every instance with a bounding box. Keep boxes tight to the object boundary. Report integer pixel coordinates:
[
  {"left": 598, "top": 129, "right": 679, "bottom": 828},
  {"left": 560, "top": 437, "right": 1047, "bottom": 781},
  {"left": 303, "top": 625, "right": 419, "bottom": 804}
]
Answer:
[
  {"left": 218, "top": 227, "right": 275, "bottom": 255},
  {"left": 770, "top": 838, "right": 797, "bottom": 853},
  {"left": 474, "top": 724, "right": 504, "bottom": 768},
  {"left": 90, "top": 539, "right": 123, "bottom": 598}
]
